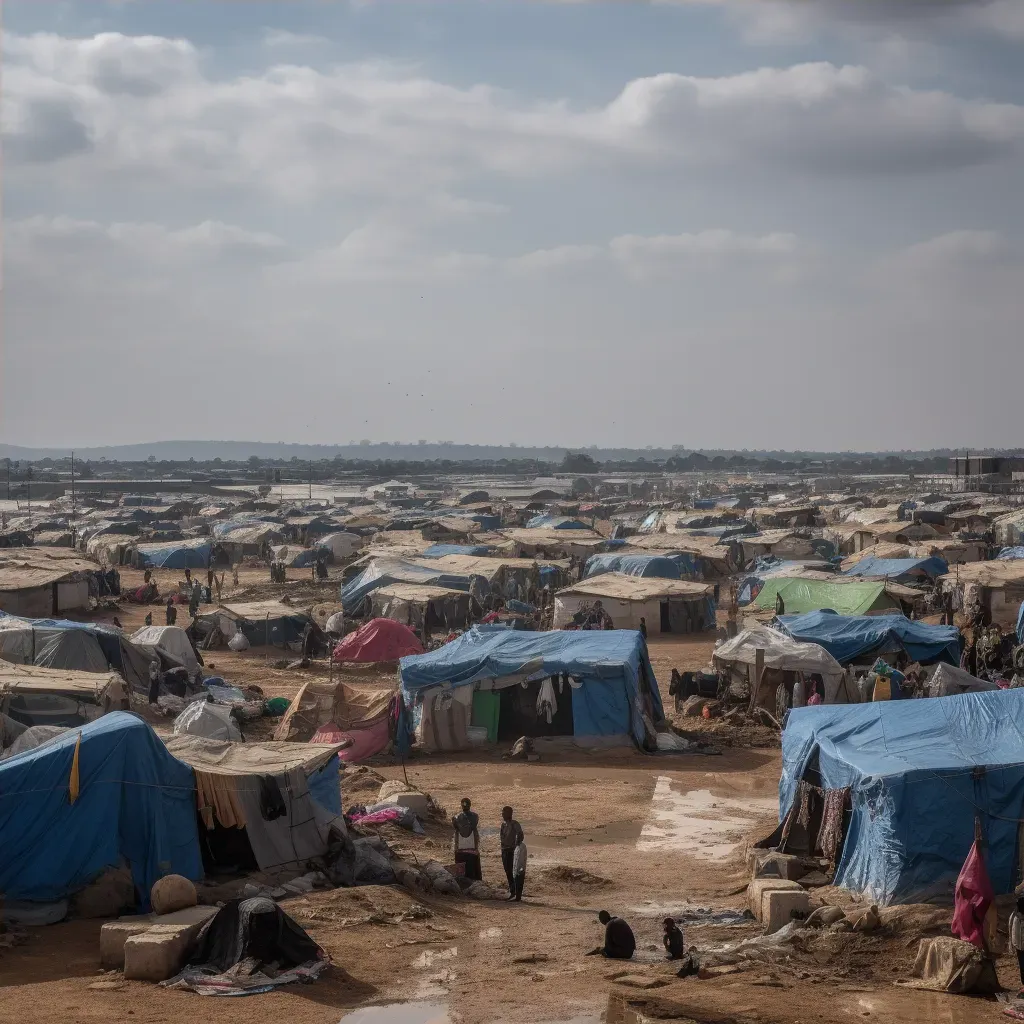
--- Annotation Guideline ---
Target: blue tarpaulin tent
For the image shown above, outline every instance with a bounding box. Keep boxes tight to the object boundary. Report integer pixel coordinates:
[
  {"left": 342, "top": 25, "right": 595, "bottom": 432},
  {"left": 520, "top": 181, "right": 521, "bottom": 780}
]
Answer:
[
  {"left": 134, "top": 539, "right": 212, "bottom": 569},
  {"left": 525, "top": 515, "right": 592, "bottom": 529},
  {"left": 341, "top": 559, "right": 482, "bottom": 614},
  {"left": 399, "top": 628, "right": 663, "bottom": 748},
  {"left": 0, "top": 712, "right": 202, "bottom": 906},
  {"left": 421, "top": 544, "right": 494, "bottom": 558},
  {"left": 583, "top": 553, "right": 693, "bottom": 580},
  {"left": 780, "top": 689, "right": 1024, "bottom": 904},
  {"left": 842, "top": 556, "right": 948, "bottom": 582},
  {"left": 776, "top": 610, "right": 961, "bottom": 665},
  {"left": 1017, "top": 601, "right": 1024, "bottom": 645},
  {"left": 998, "top": 548, "right": 1024, "bottom": 561}
]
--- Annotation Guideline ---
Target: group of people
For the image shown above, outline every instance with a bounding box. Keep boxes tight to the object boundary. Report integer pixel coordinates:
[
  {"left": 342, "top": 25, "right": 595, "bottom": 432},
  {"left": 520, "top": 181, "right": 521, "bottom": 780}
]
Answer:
[{"left": 450, "top": 798, "right": 687, "bottom": 962}]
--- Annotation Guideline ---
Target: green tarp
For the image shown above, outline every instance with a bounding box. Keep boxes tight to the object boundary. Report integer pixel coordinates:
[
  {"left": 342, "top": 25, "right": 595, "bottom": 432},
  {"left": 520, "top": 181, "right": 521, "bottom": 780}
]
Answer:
[
  {"left": 471, "top": 690, "right": 500, "bottom": 743},
  {"left": 753, "top": 578, "right": 899, "bottom": 617}
]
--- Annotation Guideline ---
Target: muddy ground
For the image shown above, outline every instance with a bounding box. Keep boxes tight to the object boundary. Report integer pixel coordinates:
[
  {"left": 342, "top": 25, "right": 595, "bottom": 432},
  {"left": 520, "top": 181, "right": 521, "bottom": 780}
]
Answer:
[{"left": 0, "top": 567, "right": 1014, "bottom": 1023}]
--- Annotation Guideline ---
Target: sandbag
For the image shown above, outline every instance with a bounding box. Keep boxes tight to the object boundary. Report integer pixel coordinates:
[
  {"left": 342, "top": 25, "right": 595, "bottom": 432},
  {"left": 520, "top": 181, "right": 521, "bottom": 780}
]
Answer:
[{"left": 903, "top": 936, "right": 1000, "bottom": 994}]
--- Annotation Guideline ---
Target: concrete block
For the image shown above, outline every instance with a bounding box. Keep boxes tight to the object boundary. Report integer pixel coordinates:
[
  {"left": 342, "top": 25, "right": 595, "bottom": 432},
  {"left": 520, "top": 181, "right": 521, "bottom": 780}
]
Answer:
[
  {"left": 747, "top": 878, "right": 802, "bottom": 921},
  {"left": 752, "top": 851, "right": 808, "bottom": 882},
  {"left": 763, "top": 889, "right": 810, "bottom": 934},
  {"left": 120, "top": 905, "right": 217, "bottom": 981},
  {"left": 99, "top": 916, "right": 154, "bottom": 969}
]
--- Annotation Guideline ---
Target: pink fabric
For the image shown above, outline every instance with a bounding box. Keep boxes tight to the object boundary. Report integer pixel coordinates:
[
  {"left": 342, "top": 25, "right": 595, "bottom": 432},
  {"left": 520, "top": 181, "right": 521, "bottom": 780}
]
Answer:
[
  {"left": 332, "top": 618, "right": 424, "bottom": 664},
  {"left": 951, "top": 840, "right": 994, "bottom": 949},
  {"left": 348, "top": 807, "right": 404, "bottom": 827},
  {"left": 312, "top": 716, "right": 391, "bottom": 763}
]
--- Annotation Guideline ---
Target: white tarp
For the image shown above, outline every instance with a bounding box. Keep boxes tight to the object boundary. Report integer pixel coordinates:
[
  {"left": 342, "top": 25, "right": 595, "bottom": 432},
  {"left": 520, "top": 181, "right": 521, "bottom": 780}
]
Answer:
[
  {"left": 130, "top": 625, "right": 201, "bottom": 677},
  {"left": 714, "top": 626, "right": 846, "bottom": 695},
  {"left": 927, "top": 662, "right": 1000, "bottom": 698},
  {"left": 173, "top": 700, "right": 242, "bottom": 741}
]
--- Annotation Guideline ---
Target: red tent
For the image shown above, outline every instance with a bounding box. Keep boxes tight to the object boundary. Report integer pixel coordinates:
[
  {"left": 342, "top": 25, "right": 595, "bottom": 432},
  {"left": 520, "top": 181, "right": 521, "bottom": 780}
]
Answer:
[{"left": 332, "top": 618, "right": 424, "bottom": 664}]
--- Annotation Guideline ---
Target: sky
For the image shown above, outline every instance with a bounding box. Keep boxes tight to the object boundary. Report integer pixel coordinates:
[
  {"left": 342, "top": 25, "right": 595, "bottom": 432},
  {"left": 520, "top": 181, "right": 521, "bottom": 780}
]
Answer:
[{"left": 4, "top": 0, "right": 1023, "bottom": 452}]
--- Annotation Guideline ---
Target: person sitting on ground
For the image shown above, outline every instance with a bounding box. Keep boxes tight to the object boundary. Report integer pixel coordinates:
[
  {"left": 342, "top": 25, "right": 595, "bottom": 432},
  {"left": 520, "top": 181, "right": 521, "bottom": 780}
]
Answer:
[
  {"left": 1010, "top": 895, "right": 1024, "bottom": 993},
  {"left": 586, "top": 911, "right": 636, "bottom": 959},
  {"left": 663, "top": 917, "right": 685, "bottom": 960},
  {"left": 166, "top": 598, "right": 177, "bottom": 626},
  {"left": 512, "top": 835, "right": 528, "bottom": 902},
  {"left": 500, "top": 805, "right": 525, "bottom": 901},
  {"left": 452, "top": 797, "right": 482, "bottom": 881}
]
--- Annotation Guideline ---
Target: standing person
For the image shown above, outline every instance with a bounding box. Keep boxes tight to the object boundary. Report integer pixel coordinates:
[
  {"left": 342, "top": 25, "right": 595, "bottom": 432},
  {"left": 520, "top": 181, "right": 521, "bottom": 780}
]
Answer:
[
  {"left": 775, "top": 591, "right": 786, "bottom": 616},
  {"left": 184, "top": 567, "right": 192, "bottom": 588},
  {"left": 499, "top": 806, "right": 524, "bottom": 901},
  {"left": 663, "top": 917, "right": 685, "bottom": 960},
  {"left": 586, "top": 911, "right": 636, "bottom": 959},
  {"left": 188, "top": 582, "right": 202, "bottom": 620},
  {"left": 144, "top": 612, "right": 153, "bottom": 626},
  {"left": 1010, "top": 896, "right": 1024, "bottom": 993},
  {"left": 512, "top": 834, "right": 528, "bottom": 901},
  {"left": 207, "top": 567, "right": 214, "bottom": 593},
  {"left": 639, "top": 617, "right": 648, "bottom": 641},
  {"left": 451, "top": 798, "right": 482, "bottom": 881},
  {"left": 148, "top": 659, "right": 162, "bottom": 705},
  {"left": 166, "top": 598, "right": 177, "bottom": 626}
]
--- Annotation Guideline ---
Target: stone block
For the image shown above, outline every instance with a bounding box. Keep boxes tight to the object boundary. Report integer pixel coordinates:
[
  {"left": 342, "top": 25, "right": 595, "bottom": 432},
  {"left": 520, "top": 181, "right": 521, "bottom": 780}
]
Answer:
[
  {"left": 747, "top": 878, "right": 802, "bottom": 921},
  {"left": 763, "top": 889, "right": 810, "bottom": 934},
  {"left": 99, "top": 916, "right": 154, "bottom": 969},
  {"left": 119, "top": 905, "right": 217, "bottom": 981},
  {"left": 752, "top": 851, "right": 808, "bottom": 882}
]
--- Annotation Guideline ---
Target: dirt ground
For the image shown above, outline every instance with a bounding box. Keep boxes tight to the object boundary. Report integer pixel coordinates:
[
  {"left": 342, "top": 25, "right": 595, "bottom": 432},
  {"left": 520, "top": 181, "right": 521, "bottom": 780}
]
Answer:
[{"left": 0, "top": 572, "right": 1014, "bottom": 1023}]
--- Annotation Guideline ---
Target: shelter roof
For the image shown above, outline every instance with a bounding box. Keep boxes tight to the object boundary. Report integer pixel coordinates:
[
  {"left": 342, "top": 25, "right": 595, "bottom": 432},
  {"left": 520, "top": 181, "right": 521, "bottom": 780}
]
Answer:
[
  {"left": 0, "top": 662, "right": 125, "bottom": 702},
  {"left": 0, "top": 547, "right": 102, "bottom": 589},
  {"left": 164, "top": 735, "right": 343, "bottom": 775},
  {"left": 941, "top": 560, "right": 1024, "bottom": 587},
  {"left": 557, "top": 573, "right": 714, "bottom": 601},
  {"left": 373, "top": 583, "right": 471, "bottom": 602}
]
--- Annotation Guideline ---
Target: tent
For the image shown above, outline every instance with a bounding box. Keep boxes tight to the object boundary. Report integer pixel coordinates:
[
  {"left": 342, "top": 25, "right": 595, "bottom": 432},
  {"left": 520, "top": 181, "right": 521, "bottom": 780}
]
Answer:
[
  {"left": 553, "top": 574, "right": 716, "bottom": 634},
  {"left": 421, "top": 544, "right": 494, "bottom": 558},
  {"left": 197, "top": 601, "right": 313, "bottom": 648},
  {"left": 927, "top": 663, "right": 999, "bottom": 698},
  {"left": 332, "top": 618, "right": 424, "bottom": 663},
  {"left": 713, "top": 626, "right": 847, "bottom": 702},
  {"left": 341, "top": 558, "right": 482, "bottom": 615},
  {"left": 164, "top": 735, "right": 344, "bottom": 872},
  {"left": 130, "top": 625, "right": 202, "bottom": 678},
  {"left": 133, "top": 539, "right": 212, "bottom": 569},
  {"left": 270, "top": 544, "right": 320, "bottom": 569},
  {"left": 0, "top": 663, "right": 128, "bottom": 727},
  {"left": 369, "top": 583, "right": 479, "bottom": 632},
  {"left": 779, "top": 689, "right": 1024, "bottom": 904},
  {"left": 525, "top": 515, "right": 592, "bottom": 530},
  {"left": 315, "top": 532, "right": 365, "bottom": 560},
  {"left": 842, "top": 556, "right": 948, "bottom": 583},
  {"left": 777, "top": 610, "right": 962, "bottom": 665},
  {"left": 583, "top": 553, "right": 689, "bottom": 581},
  {"left": 0, "top": 712, "right": 202, "bottom": 905},
  {"left": 399, "top": 627, "right": 664, "bottom": 750},
  {"left": 753, "top": 578, "right": 905, "bottom": 616}
]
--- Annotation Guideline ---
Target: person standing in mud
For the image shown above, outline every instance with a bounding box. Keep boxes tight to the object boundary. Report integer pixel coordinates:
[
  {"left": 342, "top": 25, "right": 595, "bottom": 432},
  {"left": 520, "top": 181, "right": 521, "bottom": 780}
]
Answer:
[
  {"left": 452, "top": 798, "right": 482, "bottom": 881},
  {"left": 500, "top": 805, "right": 524, "bottom": 900}
]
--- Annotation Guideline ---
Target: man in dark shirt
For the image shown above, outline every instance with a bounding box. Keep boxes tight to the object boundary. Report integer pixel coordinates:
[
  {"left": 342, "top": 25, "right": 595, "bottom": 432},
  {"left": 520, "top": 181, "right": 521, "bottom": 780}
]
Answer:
[
  {"left": 452, "top": 797, "right": 482, "bottom": 881},
  {"left": 499, "top": 805, "right": 524, "bottom": 901},
  {"left": 639, "top": 617, "right": 648, "bottom": 641},
  {"left": 663, "top": 917, "right": 684, "bottom": 960},
  {"left": 586, "top": 910, "right": 635, "bottom": 959}
]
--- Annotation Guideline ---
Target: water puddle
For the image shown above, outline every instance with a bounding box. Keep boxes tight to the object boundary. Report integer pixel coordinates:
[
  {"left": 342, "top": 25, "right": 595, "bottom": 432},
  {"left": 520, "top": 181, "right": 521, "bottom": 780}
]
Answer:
[
  {"left": 525, "top": 820, "right": 643, "bottom": 849},
  {"left": 337, "top": 1003, "right": 450, "bottom": 1024},
  {"left": 636, "top": 778, "right": 776, "bottom": 859},
  {"left": 478, "top": 927, "right": 503, "bottom": 940},
  {"left": 411, "top": 947, "right": 457, "bottom": 969},
  {"left": 630, "top": 901, "right": 751, "bottom": 926}
]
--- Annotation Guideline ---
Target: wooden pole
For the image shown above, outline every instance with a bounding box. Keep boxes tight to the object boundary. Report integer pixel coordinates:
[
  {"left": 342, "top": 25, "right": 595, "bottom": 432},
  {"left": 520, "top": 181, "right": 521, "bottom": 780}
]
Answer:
[{"left": 748, "top": 647, "right": 765, "bottom": 714}]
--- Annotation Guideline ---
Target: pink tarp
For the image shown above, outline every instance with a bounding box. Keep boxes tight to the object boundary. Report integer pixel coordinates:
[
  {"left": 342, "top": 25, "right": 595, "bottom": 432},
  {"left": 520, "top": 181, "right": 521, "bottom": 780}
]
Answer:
[
  {"left": 951, "top": 840, "right": 994, "bottom": 949},
  {"left": 312, "top": 717, "right": 390, "bottom": 763},
  {"left": 332, "top": 618, "right": 424, "bottom": 664}
]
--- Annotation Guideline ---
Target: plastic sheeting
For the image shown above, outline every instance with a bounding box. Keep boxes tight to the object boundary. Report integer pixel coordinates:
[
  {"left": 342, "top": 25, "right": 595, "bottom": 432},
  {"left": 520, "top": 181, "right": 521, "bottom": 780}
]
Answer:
[
  {"left": 777, "top": 611, "right": 962, "bottom": 665},
  {"left": 332, "top": 618, "right": 424, "bottom": 663},
  {"left": 0, "top": 712, "right": 202, "bottom": 905},
  {"left": 583, "top": 554, "right": 687, "bottom": 581},
  {"left": 421, "top": 544, "right": 494, "bottom": 558},
  {"left": 525, "top": 516, "right": 591, "bottom": 529},
  {"left": 399, "top": 627, "right": 663, "bottom": 747},
  {"left": 134, "top": 540, "right": 212, "bottom": 569},
  {"left": 780, "top": 688, "right": 1024, "bottom": 904},
  {"left": 928, "top": 663, "right": 999, "bottom": 698},
  {"left": 341, "top": 558, "right": 479, "bottom": 614},
  {"left": 997, "top": 547, "right": 1024, "bottom": 561},
  {"left": 173, "top": 701, "right": 242, "bottom": 741},
  {"left": 1017, "top": 600, "right": 1024, "bottom": 645},
  {"left": 754, "top": 578, "right": 898, "bottom": 616},
  {"left": 713, "top": 626, "right": 845, "bottom": 693},
  {"left": 130, "top": 625, "right": 201, "bottom": 677},
  {"left": 842, "top": 556, "right": 948, "bottom": 581}
]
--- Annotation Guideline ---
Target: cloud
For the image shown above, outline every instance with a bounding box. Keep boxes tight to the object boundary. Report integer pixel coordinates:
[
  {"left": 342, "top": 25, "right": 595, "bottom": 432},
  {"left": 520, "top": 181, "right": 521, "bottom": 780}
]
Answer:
[{"left": 4, "top": 30, "right": 1022, "bottom": 210}]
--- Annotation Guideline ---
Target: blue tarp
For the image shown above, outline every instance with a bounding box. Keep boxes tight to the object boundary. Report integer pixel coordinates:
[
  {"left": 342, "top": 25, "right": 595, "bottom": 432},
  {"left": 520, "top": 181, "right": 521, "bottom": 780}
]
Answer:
[
  {"left": 777, "top": 610, "right": 961, "bottom": 665},
  {"left": 399, "top": 628, "right": 663, "bottom": 747},
  {"left": 583, "top": 553, "right": 694, "bottom": 580},
  {"left": 135, "top": 540, "right": 212, "bottom": 569},
  {"left": 780, "top": 689, "right": 1024, "bottom": 904},
  {"left": 842, "top": 556, "right": 948, "bottom": 581},
  {"left": 341, "top": 559, "right": 481, "bottom": 613},
  {"left": 421, "top": 544, "right": 494, "bottom": 558},
  {"left": 998, "top": 547, "right": 1024, "bottom": 561},
  {"left": 525, "top": 515, "right": 591, "bottom": 529},
  {"left": 306, "top": 755, "right": 341, "bottom": 816},
  {"left": 1017, "top": 601, "right": 1024, "bottom": 645},
  {"left": 0, "top": 712, "right": 202, "bottom": 906}
]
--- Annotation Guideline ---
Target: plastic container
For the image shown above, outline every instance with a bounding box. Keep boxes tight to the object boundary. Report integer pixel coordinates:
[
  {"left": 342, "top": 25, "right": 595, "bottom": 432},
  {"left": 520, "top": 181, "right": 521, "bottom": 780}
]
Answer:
[{"left": 466, "top": 725, "right": 489, "bottom": 746}]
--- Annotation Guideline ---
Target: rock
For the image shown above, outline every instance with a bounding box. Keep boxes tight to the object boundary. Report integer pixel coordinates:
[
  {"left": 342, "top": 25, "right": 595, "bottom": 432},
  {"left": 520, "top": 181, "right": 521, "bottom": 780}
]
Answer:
[
  {"left": 681, "top": 696, "right": 711, "bottom": 717},
  {"left": 420, "top": 859, "right": 463, "bottom": 897},
  {"left": 466, "top": 881, "right": 503, "bottom": 900},
  {"left": 150, "top": 875, "right": 197, "bottom": 916},
  {"left": 850, "top": 905, "right": 881, "bottom": 933},
  {"left": 763, "top": 889, "right": 810, "bottom": 934},
  {"left": 806, "top": 905, "right": 846, "bottom": 928},
  {"left": 798, "top": 871, "right": 830, "bottom": 889},
  {"left": 698, "top": 964, "right": 742, "bottom": 979},
  {"left": 615, "top": 975, "right": 668, "bottom": 990},
  {"left": 752, "top": 852, "right": 808, "bottom": 882},
  {"left": 107, "top": 906, "right": 218, "bottom": 979},
  {"left": 380, "top": 790, "right": 431, "bottom": 817},
  {"left": 747, "top": 878, "right": 802, "bottom": 921},
  {"left": 72, "top": 865, "right": 136, "bottom": 919},
  {"left": 378, "top": 779, "right": 411, "bottom": 801},
  {"left": 829, "top": 919, "right": 853, "bottom": 933}
]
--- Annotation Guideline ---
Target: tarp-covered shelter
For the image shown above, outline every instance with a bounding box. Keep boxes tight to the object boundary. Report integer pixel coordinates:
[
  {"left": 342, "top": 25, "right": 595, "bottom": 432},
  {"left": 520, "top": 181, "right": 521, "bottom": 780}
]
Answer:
[
  {"left": 583, "top": 553, "right": 695, "bottom": 581},
  {"left": 341, "top": 558, "right": 482, "bottom": 615},
  {"left": 132, "top": 538, "right": 212, "bottom": 570},
  {"left": 315, "top": 532, "right": 365, "bottom": 561},
  {"left": 0, "top": 662, "right": 128, "bottom": 727},
  {"left": 927, "top": 662, "right": 1000, "bottom": 698},
  {"left": 0, "top": 548, "right": 106, "bottom": 617},
  {"left": 332, "top": 617, "right": 424, "bottom": 663},
  {"left": 0, "top": 712, "right": 202, "bottom": 905},
  {"left": 399, "top": 627, "right": 664, "bottom": 750},
  {"left": 778, "top": 689, "right": 1024, "bottom": 904},
  {"left": 753, "top": 577, "right": 913, "bottom": 617},
  {"left": 270, "top": 544, "right": 320, "bottom": 569},
  {"left": 165, "top": 735, "right": 344, "bottom": 873},
  {"left": 713, "top": 626, "right": 848, "bottom": 704},
  {"left": 842, "top": 556, "right": 948, "bottom": 583},
  {"left": 130, "top": 624, "right": 202, "bottom": 678},
  {"left": 274, "top": 679, "right": 394, "bottom": 762},
  {"left": 553, "top": 574, "right": 716, "bottom": 634},
  {"left": 939, "top": 560, "right": 1024, "bottom": 631},
  {"left": 777, "top": 610, "right": 962, "bottom": 665},
  {"left": 197, "top": 601, "right": 313, "bottom": 648},
  {"left": 369, "top": 583, "right": 480, "bottom": 632}
]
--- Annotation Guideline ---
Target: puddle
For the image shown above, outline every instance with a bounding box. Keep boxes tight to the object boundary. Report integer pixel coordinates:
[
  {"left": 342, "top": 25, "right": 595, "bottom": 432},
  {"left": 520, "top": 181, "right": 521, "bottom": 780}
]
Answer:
[
  {"left": 630, "top": 901, "right": 751, "bottom": 926},
  {"left": 411, "top": 947, "right": 457, "bottom": 968},
  {"left": 525, "top": 820, "right": 643, "bottom": 849},
  {"left": 636, "top": 778, "right": 776, "bottom": 859},
  {"left": 337, "top": 1004, "right": 450, "bottom": 1024},
  {"left": 478, "top": 927, "right": 503, "bottom": 940}
]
